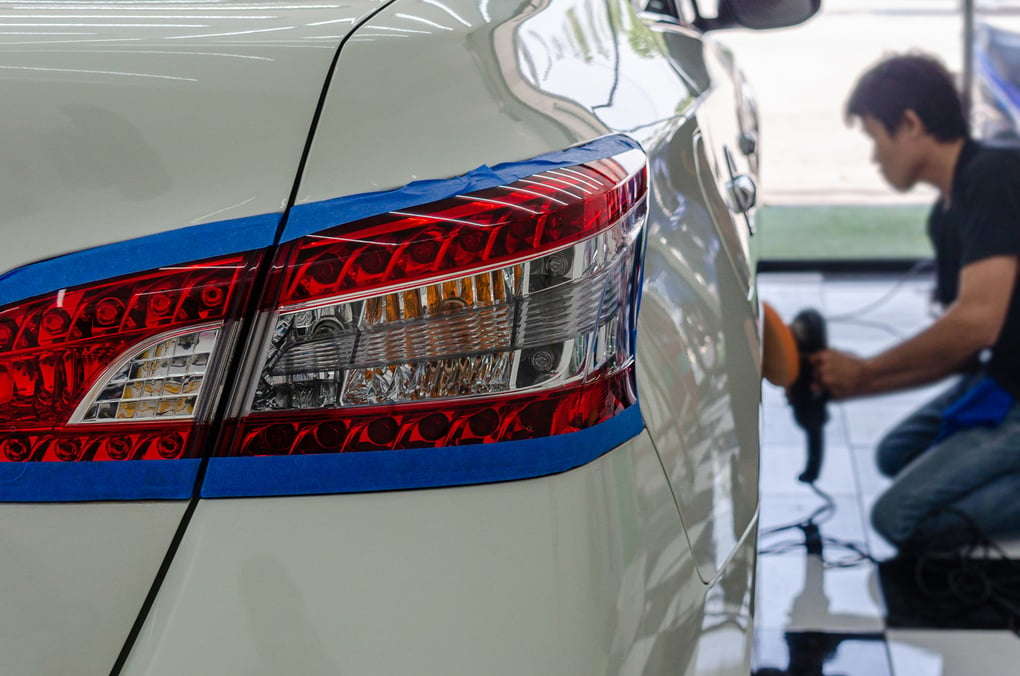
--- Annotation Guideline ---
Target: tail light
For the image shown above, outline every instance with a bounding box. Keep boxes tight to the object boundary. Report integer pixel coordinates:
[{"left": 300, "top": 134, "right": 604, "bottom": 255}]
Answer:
[
  {"left": 0, "top": 137, "right": 648, "bottom": 500},
  {"left": 0, "top": 253, "right": 261, "bottom": 465},
  {"left": 215, "top": 147, "right": 647, "bottom": 465}
]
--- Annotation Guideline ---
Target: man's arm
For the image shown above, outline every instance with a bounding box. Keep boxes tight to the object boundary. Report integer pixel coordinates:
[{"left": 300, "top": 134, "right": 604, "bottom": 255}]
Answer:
[{"left": 812, "top": 255, "right": 1018, "bottom": 399}]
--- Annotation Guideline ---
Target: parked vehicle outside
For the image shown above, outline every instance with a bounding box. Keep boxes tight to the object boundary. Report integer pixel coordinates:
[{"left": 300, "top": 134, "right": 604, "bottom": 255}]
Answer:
[
  {"left": 974, "top": 1, "right": 1020, "bottom": 141},
  {"left": 0, "top": 0, "right": 817, "bottom": 673}
]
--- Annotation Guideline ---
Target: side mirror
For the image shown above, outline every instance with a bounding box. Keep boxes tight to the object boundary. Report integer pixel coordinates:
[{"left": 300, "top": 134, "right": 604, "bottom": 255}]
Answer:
[{"left": 699, "top": 0, "right": 820, "bottom": 31}]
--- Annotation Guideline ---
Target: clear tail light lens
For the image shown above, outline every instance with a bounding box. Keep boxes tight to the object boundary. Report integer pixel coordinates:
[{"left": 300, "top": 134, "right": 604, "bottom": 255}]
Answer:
[
  {"left": 0, "top": 253, "right": 260, "bottom": 463},
  {"left": 220, "top": 149, "right": 647, "bottom": 457}
]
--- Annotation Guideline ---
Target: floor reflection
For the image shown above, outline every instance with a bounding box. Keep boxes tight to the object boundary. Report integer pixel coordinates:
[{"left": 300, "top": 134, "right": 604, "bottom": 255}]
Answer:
[
  {"left": 752, "top": 630, "right": 892, "bottom": 676},
  {"left": 755, "top": 272, "right": 1020, "bottom": 676}
]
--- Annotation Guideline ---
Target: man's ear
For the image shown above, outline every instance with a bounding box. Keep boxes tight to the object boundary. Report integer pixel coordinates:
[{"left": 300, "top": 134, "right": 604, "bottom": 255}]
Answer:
[{"left": 899, "top": 109, "right": 927, "bottom": 138}]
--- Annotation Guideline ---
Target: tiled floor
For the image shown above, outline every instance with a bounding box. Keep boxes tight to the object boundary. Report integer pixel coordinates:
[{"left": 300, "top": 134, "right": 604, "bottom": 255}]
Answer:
[{"left": 754, "top": 271, "right": 1020, "bottom": 675}]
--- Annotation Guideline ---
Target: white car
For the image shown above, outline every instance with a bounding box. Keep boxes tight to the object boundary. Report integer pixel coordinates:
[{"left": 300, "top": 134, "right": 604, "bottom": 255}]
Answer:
[{"left": 0, "top": 0, "right": 816, "bottom": 673}]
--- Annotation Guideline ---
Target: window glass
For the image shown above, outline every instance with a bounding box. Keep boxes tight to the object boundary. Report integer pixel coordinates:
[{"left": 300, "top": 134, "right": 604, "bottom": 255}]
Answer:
[
  {"left": 642, "top": 0, "right": 694, "bottom": 22},
  {"left": 675, "top": 0, "right": 697, "bottom": 22},
  {"left": 696, "top": 0, "right": 719, "bottom": 19}
]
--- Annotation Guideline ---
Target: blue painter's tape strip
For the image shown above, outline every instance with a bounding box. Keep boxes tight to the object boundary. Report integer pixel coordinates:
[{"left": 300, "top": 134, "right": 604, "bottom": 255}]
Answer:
[
  {"left": 200, "top": 403, "right": 644, "bottom": 498},
  {"left": 284, "top": 135, "right": 643, "bottom": 243},
  {"left": 0, "top": 213, "right": 280, "bottom": 306},
  {"left": 0, "top": 459, "right": 201, "bottom": 502}
]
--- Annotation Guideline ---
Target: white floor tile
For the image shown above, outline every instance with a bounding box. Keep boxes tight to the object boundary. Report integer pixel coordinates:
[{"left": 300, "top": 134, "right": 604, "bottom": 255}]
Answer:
[
  {"left": 762, "top": 405, "right": 820, "bottom": 448},
  {"left": 760, "top": 492, "right": 869, "bottom": 545},
  {"left": 822, "top": 281, "right": 935, "bottom": 324},
  {"left": 859, "top": 492, "right": 898, "bottom": 562},
  {"left": 841, "top": 400, "right": 919, "bottom": 448},
  {"left": 887, "top": 630, "right": 1020, "bottom": 676},
  {"left": 759, "top": 275, "right": 826, "bottom": 319},
  {"left": 848, "top": 442, "right": 892, "bottom": 497},
  {"left": 825, "top": 319, "right": 906, "bottom": 348},
  {"left": 760, "top": 425, "right": 858, "bottom": 498},
  {"left": 761, "top": 382, "right": 791, "bottom": 410},
  {"left": 754, "top": 273, "right": 1020, "bottom": 676},
  {"left": 755, "top": 554, "right": 885, "bottom": 632}
]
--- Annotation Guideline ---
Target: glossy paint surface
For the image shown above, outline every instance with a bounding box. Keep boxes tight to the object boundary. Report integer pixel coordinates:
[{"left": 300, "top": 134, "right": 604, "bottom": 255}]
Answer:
[
  {"left": 634, "top": 30, "right": 761, "bottom": 581},
  {"left": 120, "top": 0, "right": 760, "bottom": 670},
  {"left": 0, "top": 0, "right": 386, "bottom": 276},
  {"left": 296, "top": 0, "right": 695, "bottom": 203},
  {"left": 123, "top": 433, "right": 717, "bottom": 674},
  {"left": 0, "top": 2, "right": 382, "bottom": 672},
  {"left": 0, "top": 0, "right": 764, "bottom": 671},
  {"left": 0, "top": 503, "right": 187, "bottom": 675},
  {"left": 300, "top": 0, "right": 762, "bottom": 589}
]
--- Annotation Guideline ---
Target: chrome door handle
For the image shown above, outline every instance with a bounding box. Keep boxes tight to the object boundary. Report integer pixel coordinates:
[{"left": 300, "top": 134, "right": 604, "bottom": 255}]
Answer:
[{"left": 725, "top": 174, "right": 757, "bottom": 214}]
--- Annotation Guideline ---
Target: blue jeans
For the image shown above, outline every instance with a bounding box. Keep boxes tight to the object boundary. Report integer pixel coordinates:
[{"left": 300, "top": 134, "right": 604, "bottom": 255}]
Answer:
[{"left": 872, "top": 371, "right": 1020, "bottom": 550}]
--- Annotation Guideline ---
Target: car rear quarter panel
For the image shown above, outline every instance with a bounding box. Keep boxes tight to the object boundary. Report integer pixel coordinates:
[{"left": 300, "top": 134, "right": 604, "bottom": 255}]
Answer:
[
  {"left": 0, "top": 2, "right": 384, "bottom": 673},
  {"left": 121, "top": 433, "right": 731, "bottom": 675},
  {"left": 0, "top": 0, "right": 386, "bottom": 275},
  {"left": 118, "top": 0, "right": 759, "bottom": 672},
  {"left": 9, "top": 0, "right": 761, "bottom": 671}
]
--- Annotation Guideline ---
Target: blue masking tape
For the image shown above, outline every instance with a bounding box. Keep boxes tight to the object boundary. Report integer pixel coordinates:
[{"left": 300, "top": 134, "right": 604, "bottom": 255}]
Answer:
[
  {"left": 0, "top": 136, "right": 640, "bottom": 306},
  {"left": 0, "top": 212, "right": 280, "bottom": 306},
  {"left": 284, "top": 135, "right": 643, "bottom": 242},
  {"left": 0, "top": 458, "right": 201, "bottom": 502},
  {"left": 0, "top": 137, "right": 646, "bottom": 502},
  {"left": 200, "top": 403, "right": 644, "bottom": 498}
]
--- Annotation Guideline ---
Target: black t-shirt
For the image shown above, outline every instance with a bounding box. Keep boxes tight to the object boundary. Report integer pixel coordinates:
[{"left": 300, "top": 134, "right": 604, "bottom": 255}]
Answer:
[{"left": 927, "top": 138, "right": 1020, "bottom": 396}]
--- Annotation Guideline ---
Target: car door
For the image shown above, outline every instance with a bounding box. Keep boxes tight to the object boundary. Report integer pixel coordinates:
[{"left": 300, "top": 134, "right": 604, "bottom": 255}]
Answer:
[{"left": 635, "top": 18, "right": 762, "bottom": 582}]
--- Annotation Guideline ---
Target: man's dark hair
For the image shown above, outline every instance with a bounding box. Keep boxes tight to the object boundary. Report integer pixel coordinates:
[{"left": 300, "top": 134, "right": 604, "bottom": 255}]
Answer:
[{"left": 846, "top": 54, "right": 967, "bottom": 141}]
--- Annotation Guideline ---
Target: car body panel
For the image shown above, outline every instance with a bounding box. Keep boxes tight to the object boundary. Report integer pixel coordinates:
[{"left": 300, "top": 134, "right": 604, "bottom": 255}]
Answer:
[
  {"left": 635, "top": 113, "right": 760, "bottom": 583},
  {"left": 293, "top": 0, "right": 762, "bottom": 584},
  {"left": 0, "top": 503, "right": 186, "bottom": 676},
  {"left": 0, "top": 2, "right": 384, "bottom": 672},
  {"left": 117, "top": 0, "right": 759, "bottom": 671},
  {"left": 633, "top": 25, "right": 761, "bottom": 583},
  {"left": 121, "top": 431, "right": 756, "bottom": 676},
  {"left": 0, "top": 0, "right": 387, "bottom": 277},
  {"left": 0, "top": 0, "right": 768, "bottom": 672},
  {"left": 294, "top": 0, "right": 695, "bottom": 206},
  {"left": 974, "top": 12, "right": 1020, "bottom": 141}
]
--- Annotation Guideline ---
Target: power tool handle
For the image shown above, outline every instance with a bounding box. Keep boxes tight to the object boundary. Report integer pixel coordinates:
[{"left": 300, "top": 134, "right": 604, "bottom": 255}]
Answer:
[{"left": 798, "top": 426, "right": 824, "bottom": 484}]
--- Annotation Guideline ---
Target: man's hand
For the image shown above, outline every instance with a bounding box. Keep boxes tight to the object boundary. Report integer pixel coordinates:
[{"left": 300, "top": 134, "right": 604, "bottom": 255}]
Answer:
[{"left": 810, "top": 349, "right": 868, "bottom": 400}]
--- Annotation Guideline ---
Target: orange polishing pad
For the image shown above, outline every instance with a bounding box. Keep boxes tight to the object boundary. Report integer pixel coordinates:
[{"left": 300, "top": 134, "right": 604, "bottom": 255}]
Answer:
[{"left": 762, "top": 302, "right": 800, "bottom": 388}]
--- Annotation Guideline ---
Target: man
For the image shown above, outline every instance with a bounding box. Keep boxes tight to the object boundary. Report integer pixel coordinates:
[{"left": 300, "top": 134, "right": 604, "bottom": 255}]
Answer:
[{"left": 812, "top": 54, "right": 1020, "bottom": 551}]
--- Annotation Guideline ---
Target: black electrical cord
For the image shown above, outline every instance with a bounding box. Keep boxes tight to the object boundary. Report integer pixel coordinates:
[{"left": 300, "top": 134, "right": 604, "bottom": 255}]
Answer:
[
  {"left": 826, "top": 316, "right": 906, "bottom": 340},
  {"left": 904, "top": 506, "right": 1020, "bottom": 636},
  {"left": 824, "top": 259, "right": 935, "bottom": 322},
  {"left": 762, "top": 265, "right": 1020, "bottom": 629},
  {"left": 758, "top": 483, "right": 875, "bottom": 569},
  {"left": 822, "top": 259, "right": 936, "bottom": 339}
]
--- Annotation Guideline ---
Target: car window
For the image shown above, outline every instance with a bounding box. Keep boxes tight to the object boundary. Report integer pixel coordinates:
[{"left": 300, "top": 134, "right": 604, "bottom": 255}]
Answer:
[
  {"left": 695, "top": 0, "right": 718, "bottom": 20},
  {"left": 675, "top": 0, "right": 697, "bottom": 22},
  {"left": 641, "top": 0, "right": 695, "bottom": 24}
]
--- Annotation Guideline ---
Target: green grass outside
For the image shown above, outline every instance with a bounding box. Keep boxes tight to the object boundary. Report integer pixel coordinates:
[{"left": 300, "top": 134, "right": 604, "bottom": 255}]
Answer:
[{"left": 757, "top": 205, "right": 933, "bottom": 260}]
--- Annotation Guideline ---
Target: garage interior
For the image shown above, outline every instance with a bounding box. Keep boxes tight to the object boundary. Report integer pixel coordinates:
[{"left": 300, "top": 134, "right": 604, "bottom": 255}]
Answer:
[{"left": 729, "top": 0, "right": 1020, "bottom": 673}]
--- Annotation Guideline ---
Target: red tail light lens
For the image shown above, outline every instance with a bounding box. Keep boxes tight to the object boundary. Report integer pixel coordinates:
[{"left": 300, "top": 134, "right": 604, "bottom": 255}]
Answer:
[
  {"left": 0, "top": 253, "right": 260, "bottom": 462},
  {"left": 220, "top": 149, "right": 647, "bottom": 459},
  {"left": 272, "top": 158, "right": 642, "bottom": 306}
]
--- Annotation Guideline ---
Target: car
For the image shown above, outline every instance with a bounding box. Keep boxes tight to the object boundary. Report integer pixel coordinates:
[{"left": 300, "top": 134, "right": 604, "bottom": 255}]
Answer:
[
  {"left": 974, "top": 10, "right": 1020, "bottom": 142},
  {"left": 0, "top": 0, "right": 817, "bottom": 673}
]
